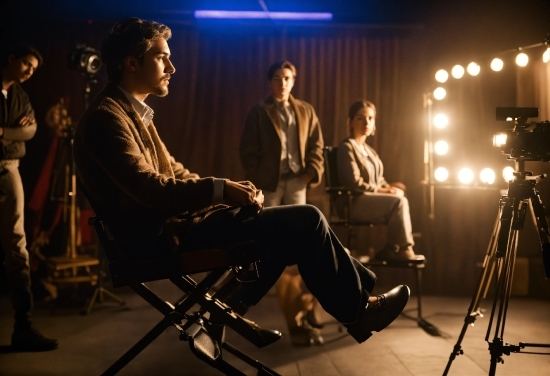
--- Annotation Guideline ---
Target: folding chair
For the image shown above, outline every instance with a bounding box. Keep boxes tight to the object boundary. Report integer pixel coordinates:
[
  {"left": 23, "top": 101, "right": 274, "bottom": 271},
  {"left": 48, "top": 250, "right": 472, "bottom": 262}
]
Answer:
[
  {"left": 88, "top": 213, "right": 281, "bottom": 376},
  {"left": 323, "top": 146, "right": 431, "bottom": 329}
]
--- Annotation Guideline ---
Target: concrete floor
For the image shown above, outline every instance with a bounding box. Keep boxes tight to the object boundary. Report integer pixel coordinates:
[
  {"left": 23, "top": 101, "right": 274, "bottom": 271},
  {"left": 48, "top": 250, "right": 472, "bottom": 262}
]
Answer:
[{"left": 1, "top": 278, "right": 549, "bottom": 376}]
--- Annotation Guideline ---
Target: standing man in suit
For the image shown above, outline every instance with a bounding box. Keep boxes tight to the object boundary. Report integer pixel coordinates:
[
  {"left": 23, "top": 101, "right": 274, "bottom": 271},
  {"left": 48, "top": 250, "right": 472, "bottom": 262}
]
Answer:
[
  {"left": 240, "top": 60, "right": 324, "bottom": 207},
  {"left": 1, "top": 44, "right": 58, "bottom": 351},
  {"left": 239, "top": 61, "right": 326, "bottom": 346}
]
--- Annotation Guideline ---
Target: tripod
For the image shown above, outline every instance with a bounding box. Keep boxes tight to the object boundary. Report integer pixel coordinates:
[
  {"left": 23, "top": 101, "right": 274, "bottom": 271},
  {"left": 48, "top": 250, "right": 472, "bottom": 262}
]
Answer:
[
  {"left": 38, "top": 81, "right": 124, "bottom": 313},
  {"left": 443, "top": 160, "right": 550, "bottom": 375}
]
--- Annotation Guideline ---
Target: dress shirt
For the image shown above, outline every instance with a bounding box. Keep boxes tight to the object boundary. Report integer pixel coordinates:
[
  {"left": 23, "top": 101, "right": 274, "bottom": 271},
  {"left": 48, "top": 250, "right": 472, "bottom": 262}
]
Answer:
[{"left": 275, "top": 99, "right": 301, "bottom": 175}]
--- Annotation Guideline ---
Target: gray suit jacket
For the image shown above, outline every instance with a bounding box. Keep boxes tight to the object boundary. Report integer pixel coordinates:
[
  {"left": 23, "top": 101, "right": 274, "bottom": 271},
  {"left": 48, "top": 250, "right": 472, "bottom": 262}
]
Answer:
[{"left": 337, "top": 138, "right": 389, "bottom": 192}]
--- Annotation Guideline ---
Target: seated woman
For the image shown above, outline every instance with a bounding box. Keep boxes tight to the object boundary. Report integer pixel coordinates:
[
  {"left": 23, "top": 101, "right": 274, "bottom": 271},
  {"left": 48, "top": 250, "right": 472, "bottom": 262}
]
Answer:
[{"left": 337, "top": 100, "right": 423, "bottom": 262}]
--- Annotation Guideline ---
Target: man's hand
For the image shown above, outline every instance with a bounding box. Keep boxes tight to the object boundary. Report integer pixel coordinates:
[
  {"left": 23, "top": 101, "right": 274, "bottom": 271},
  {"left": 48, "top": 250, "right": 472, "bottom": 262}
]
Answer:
[
  {"left": 254, "top": 189, "right": 264, "bottom": 210},
  {"left": 224, "top": 180, "right": 262, "bottom": 207},
  {"left": 299, "top": 172, "right": 314, "bottom": 186},
  {"left": 377, "top": 186, "right": 405, "bottom": 197},
  {"left": 18, "top": 116, "right": 36, "bottom": 127}
]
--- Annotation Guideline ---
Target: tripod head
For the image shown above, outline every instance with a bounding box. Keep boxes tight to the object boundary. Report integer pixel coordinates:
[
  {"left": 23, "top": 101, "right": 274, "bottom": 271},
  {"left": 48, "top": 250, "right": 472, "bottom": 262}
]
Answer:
[
  {"left": 506, "top": 158, "right": 546, "bottom": 197},
  {"left": 504, "top": 160, "right": 550, "bottom": 279}
]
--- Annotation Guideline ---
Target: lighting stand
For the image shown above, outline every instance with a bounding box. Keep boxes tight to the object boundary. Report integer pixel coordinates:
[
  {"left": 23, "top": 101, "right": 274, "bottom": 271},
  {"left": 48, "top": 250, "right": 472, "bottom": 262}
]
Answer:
[
  {"left": 443, "top": 160, "right": 550, "bottom": 375},
  {"left": 422, "top": 91, "right": 435, "bottom": 220},
  {"left": 45, "top": 114, "right": 101, "bottom": 298},
  {"left": 45, "top": 74, "right": 124, "bottom": 313}
]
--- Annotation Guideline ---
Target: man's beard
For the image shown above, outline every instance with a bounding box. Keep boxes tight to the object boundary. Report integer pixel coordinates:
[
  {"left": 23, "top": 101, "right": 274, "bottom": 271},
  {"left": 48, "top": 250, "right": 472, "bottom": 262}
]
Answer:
[{"left": 152, "top": 85, "right": 169, "bottom": 97}]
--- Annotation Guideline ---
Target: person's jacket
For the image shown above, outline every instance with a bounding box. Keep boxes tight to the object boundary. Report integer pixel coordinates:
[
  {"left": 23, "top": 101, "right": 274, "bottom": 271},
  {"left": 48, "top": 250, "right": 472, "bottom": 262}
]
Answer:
[
  {"left": 337, "top": 137, "right": 389, "bottom": 192},
  {"left": 74, "top": 83, "right": 222, "bottom": 259},
  {"left": 0, "top": 82, "right": 36, "bottom": 160},
  {"left": 240, "top": 94, "right": 324, "bottom": 191}
]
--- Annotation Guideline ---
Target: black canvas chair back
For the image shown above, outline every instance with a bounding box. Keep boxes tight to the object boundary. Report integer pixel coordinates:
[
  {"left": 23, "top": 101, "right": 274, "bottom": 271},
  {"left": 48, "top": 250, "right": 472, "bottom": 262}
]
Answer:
[
  {"left": 79, "top": 183, "right": 281, "bottom": 375},
  {"left": 324, "top": 145, "right": 341, "bottom": 189},
  {"left": 323, "top": 146, "right": 373, "bottom": 228}
]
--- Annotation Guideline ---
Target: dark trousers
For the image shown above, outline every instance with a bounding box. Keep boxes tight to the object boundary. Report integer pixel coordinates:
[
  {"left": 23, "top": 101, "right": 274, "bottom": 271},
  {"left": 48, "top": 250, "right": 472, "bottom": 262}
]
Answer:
[{"left": 184, "top": 204, "right": 376, "bottom": 324}]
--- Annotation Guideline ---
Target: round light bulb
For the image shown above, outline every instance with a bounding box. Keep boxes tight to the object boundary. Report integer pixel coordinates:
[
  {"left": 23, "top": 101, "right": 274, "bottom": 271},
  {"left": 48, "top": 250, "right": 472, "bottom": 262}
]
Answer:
[
  {"left": 543, "top": 48, "right": 550, "bottom": 63},
  {"left": 451, "top": 65, "right": 465, "bottom": 79},
  {"left": 433, "top": 87, "right": 446, "bottom": 100},
  {"left": 479, "top": 168, "right": 496, "bottom": 184},
  {"left": 434, "top": 167, "right": 449, "bottom": 182},
  {"left": 433, "top": 113, "right": 448, "bottom": 129},
  {"left": 503, "top": 166, "right": 515, "bottom": 182},
  {"left": 435, "top": 69, "right": 449, "bottom": 83},
  {"left": 458, "top": 168, "right": 474, "bottom": 184},
  {"left": 467, "top": 62, "right": 480, "bottom": 76},
  {"left": 434, "top": 140, "right": 449, "bottom": 155},
  {"left": 515, "top": 52, "right": 529, "bottom": 67},
  {"left": 491, "top": 58, "right": 504, "bottom": 72}
]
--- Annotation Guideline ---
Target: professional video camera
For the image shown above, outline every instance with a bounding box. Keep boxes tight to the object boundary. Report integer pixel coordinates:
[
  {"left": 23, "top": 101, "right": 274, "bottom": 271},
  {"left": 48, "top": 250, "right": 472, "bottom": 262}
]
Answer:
[
  {"left": 67, "top": 44, "right": 102, "bottom": 78},
  {"left": 493, "top": 107, "right": 550, "bottom": 161}
]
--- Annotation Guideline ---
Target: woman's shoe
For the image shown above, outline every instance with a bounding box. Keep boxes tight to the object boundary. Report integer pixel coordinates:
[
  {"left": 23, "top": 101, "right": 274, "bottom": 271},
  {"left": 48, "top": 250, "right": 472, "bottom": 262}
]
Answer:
[{"left": 374, "top": 245, "right": 425, "bottom": 262}]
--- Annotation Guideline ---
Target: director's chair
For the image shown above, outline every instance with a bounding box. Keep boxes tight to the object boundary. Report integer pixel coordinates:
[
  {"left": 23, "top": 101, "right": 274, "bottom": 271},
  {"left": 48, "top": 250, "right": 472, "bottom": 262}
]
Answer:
[{"left": 88, "top": 213, "right": 281, "bottom": 376}]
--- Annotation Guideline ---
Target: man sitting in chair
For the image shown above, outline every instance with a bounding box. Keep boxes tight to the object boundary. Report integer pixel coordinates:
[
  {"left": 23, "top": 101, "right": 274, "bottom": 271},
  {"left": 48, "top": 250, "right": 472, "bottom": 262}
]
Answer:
[{"left": 73, "top": 17, "right": 409, "bottom": 344}]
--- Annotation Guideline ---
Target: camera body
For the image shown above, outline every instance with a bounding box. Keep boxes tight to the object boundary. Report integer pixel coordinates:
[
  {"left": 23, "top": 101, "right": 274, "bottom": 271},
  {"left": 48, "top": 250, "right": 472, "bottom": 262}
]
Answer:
[
  {"left": 493, "top": 107, "right": 550, "bottom": 161},
  {"left": 67, "top": 44, "right": 102, "bottom": 78}
]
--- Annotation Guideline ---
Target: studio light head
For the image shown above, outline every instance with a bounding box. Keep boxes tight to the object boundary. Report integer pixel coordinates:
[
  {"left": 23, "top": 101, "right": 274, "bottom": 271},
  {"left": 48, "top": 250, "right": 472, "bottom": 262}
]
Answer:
[
  {"left": 68, "top": 44, "right": 102, "bottom": 78},
  {"left": 493, "top": 107, "right": 550, "bottom": 162}
]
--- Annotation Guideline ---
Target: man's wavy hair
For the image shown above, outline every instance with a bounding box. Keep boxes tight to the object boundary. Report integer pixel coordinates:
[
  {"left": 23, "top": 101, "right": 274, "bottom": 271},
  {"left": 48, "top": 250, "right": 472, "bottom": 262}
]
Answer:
[
  {"left": 100, "top": 17, "right": 172, "bottom": 83},
  {"left": 266, "top": 60, "right": 296, "bottom": 81},
  {"left": 1, "top": 44, "right": 43, "bottom": 69}
]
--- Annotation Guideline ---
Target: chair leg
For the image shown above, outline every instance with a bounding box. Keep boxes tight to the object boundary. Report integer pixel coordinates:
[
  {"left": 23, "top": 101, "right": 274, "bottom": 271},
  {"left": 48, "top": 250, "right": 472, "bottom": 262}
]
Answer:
[
  {"left": 184, "top": 323, "right": 247, "bottom": 376},
  {"left": 102, "top": 317, "right": 173, "bottom": 376},
  {"left": 222, "top": 342, "right": 281, "bottom": 376},
  {"left": 414, "top": 266, "right": 423, "bottom": 321}
]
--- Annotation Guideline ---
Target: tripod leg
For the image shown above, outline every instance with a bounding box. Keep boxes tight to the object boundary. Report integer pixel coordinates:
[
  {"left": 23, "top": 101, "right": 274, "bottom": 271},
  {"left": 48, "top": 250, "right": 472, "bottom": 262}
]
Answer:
[
  {"left": 529, "top": 190, "right": 550, "bottom": 278},
  {"left": 99, "top": 288, "right": 126, "bottom": 305},
  {"left": 442, "top": 206, "right": 501, "bottom": 376},
  {"left": 485, "top": 194, "right": 526, "bottom": 375}
]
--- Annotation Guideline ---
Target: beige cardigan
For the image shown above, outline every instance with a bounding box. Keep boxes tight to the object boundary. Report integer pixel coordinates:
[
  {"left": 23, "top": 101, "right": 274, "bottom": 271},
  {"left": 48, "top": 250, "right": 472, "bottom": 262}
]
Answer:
[{"left": 74, "top": 84, "right": 222, "bottom": 257}]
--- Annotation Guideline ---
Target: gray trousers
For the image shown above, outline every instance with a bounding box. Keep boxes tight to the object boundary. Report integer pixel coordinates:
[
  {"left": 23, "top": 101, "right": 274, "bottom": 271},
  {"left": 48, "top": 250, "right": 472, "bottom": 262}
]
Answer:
[
  {"left": 0, "top": 159, "right": 33, "bottom": 328},
  {"left": 263, "top": 175, "right": 307, "bottom": 206},
  {"left": 349, "top": 193, "right": 415, "bottom": 249}
]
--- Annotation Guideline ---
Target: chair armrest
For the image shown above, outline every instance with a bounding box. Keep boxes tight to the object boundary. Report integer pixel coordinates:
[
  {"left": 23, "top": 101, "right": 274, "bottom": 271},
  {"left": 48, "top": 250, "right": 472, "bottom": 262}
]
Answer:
[{"left": 325, "top": 186, "right": 365, "bottom": 196}]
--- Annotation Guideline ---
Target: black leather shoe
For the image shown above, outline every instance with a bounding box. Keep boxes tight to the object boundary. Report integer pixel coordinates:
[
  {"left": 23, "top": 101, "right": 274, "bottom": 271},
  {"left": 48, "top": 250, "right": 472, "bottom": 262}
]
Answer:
[
  {"left": 11, "top": 326, "right": 58, "bottom": 352},
  {"left": 345, "top": 285, "right": 410, "bottom": 343}
]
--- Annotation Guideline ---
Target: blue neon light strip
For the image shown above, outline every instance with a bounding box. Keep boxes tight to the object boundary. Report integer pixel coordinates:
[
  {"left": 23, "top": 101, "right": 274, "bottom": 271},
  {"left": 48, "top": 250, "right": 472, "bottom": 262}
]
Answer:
[{"left": 194, "top": 10, "right": 333, "bottom": 21}]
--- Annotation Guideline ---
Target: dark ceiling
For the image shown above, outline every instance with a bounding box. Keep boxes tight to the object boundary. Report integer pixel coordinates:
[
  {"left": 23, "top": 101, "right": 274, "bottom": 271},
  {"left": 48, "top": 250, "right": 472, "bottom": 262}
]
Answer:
[{"left": 1, "top": 0, "right": 436, "bottom": 26}]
